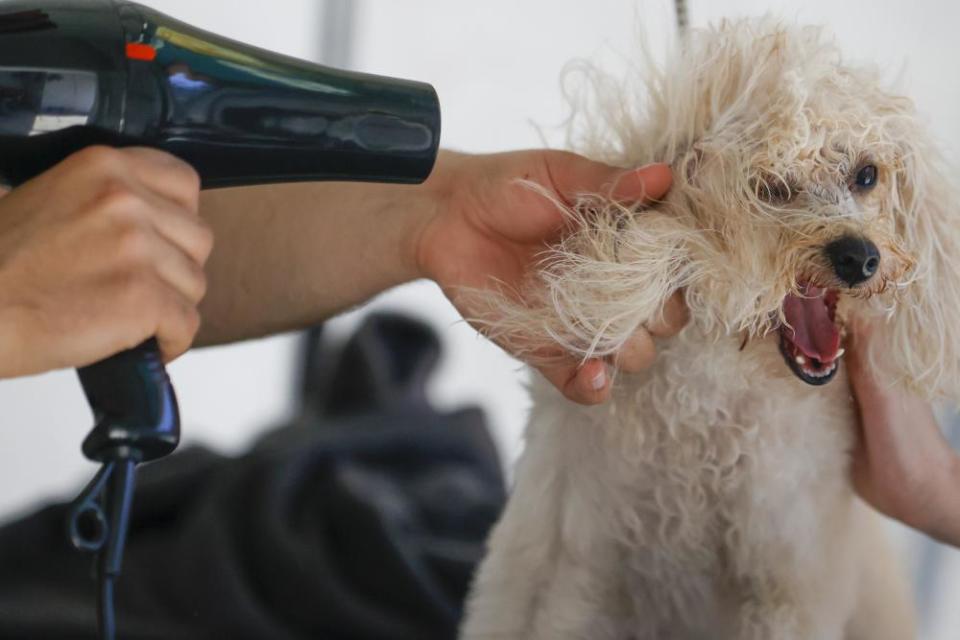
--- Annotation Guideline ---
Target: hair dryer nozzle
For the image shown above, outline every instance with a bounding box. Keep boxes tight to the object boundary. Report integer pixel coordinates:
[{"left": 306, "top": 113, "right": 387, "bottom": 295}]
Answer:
[{"left": 132, "top": 2, "right": 443, "bottom": 187}]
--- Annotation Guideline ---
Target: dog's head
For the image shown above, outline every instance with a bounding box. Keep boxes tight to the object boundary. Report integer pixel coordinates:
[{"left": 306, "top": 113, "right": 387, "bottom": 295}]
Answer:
[
  {"left": 473, "top": 19, "right": 960, "bottom": 399},
  {"left": 510, "top": 19, "right": 960, "bottom": 398},
  {"left": 648, "top": 20, "right": 932, "bottom": 389},
  {"left": 642, "top": 19, "right": 960, "bottom": 397}
]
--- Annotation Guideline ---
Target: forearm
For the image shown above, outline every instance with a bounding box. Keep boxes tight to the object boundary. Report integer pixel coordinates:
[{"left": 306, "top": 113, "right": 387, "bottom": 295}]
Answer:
[
  {"left": 196, "top": 153, "right": 460, "bottom": 345},
  {"left": 194, "top": 146, "right": 678, "bottom": 406}
]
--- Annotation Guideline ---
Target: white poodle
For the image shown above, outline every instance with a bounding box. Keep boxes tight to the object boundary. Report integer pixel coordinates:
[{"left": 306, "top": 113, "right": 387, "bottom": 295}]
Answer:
[{"left": 460, "top": 18, "right": 959, "bottom": 640}]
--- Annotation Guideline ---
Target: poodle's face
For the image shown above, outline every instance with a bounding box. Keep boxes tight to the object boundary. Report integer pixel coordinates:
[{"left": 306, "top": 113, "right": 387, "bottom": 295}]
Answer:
[
  {"left": 668, "top": 37, "right": 930, "bottom": 388},
  {"left": 485, "top": 21, "right": 960, "bottom": 399},
  {"left": 768, "top": 139, "right": 914, "bottom": 386}
]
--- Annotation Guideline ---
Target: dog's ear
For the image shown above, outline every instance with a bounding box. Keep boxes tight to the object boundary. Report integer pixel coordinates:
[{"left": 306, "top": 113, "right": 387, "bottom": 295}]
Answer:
[
  {"left": 871, "top": 132, "right": 960, "bottom": 401},
  {"left": 463, "top": 193, "right": 694, "bottom": 366}
]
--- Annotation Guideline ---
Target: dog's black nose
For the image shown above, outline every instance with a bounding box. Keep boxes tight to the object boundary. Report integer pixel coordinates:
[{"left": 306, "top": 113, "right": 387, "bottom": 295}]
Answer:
[{"left": 824, "top": 235, "right": 881, "bottom": 286}]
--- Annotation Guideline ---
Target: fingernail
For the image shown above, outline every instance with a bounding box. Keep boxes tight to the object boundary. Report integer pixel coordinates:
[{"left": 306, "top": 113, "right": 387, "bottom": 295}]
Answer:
[{"left": 591, "top": 368, "right": 607, "bottom": 391}]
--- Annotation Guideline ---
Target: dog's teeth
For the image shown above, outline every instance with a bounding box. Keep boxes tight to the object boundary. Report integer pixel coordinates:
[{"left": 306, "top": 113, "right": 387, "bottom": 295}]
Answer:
[
  {"left": 835, "top": 348, "right": 846, "bottom": 358},
  {"left": 795, "top": 355, "right": 806, "bottom": 365}
]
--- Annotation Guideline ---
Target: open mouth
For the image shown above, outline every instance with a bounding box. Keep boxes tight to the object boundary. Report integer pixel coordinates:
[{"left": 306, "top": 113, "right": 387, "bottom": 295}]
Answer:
[{"left": 778, "top": 284, "right": 845, "bottom": 386}]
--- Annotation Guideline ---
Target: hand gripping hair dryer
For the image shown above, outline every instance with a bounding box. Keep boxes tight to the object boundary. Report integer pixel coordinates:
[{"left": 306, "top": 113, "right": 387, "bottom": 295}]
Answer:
[{"left": 0, "top": 2, "right": 440, "bottom": 637}]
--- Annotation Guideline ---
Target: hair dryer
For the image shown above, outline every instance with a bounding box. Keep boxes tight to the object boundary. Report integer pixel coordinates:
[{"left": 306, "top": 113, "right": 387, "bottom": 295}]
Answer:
[{"left": 0, "top": 1, "right": 440, "bottom": 637}]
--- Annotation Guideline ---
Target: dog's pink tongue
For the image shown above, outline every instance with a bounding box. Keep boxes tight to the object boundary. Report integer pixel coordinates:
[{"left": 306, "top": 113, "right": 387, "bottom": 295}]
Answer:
[{"left": 783, "top": 287, "right": 841, "bottom": 362}]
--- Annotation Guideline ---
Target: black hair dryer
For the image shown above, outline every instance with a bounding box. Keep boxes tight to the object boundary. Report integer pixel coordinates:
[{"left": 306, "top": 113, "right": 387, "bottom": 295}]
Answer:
[{"left": 0, "top": 1, "right": 440, "bottom": 637}]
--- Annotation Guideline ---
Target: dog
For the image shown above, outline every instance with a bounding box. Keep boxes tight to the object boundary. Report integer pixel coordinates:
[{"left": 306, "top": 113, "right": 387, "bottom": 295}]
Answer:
[{"left": 459, "top": 18, "right": 960, "bottom": 640}]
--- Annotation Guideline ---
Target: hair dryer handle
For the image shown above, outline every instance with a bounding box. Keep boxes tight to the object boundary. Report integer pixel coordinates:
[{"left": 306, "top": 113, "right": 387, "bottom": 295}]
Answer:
[{"left": 76, "top": 338, "right": 180, "bottom": 463}]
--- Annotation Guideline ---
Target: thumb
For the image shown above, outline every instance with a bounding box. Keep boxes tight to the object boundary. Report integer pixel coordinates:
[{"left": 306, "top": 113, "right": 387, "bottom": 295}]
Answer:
[
  {"left": 610, "top": 163, "right": 674, "bottom": 202},
  {"left": 544, "top": 151, "right": 673, "bottom": 204}
]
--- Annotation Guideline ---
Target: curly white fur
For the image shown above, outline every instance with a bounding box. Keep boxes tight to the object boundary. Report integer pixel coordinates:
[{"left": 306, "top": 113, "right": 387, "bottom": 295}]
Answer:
[{"left": 460, "top": 18, "right": 957, "bottom": 640}]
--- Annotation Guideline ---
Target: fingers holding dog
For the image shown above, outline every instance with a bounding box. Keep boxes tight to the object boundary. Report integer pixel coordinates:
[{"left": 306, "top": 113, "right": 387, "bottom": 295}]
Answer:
[
  {"left": 543, "top": 151, "right": 673, "bottom": 205},
  {"left": 615, "top": 331, "right": 658, "bottom": 374},
  {"left": 613, "top": 291, "right": 688, "bottom": 373},
  {"left": 540, "top": 357, "right": 613, "bottom": 405},
  {"left": 647, "top": 291, "right": 689, "bottom": 337}
]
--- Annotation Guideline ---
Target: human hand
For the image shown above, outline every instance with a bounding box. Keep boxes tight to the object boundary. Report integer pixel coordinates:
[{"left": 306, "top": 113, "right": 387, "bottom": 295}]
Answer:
[
  {"left": 847, "top": 319, "right": 960, "bottom": 546},
  {"left": 0, "top": 146, "right": 212, "bottom": 377},
  {"left": 415, "top": 150, "right": 687, "bottom": 405}
]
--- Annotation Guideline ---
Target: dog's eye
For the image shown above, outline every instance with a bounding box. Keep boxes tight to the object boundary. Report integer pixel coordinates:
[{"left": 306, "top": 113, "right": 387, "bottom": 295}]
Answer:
[{"left": 853, "top": 164, "right": 878, "bottom": 190}]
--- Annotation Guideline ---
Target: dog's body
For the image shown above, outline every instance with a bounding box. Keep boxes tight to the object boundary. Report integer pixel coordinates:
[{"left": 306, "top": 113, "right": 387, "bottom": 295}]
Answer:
[
  {"left": 462, "top": 330, "right": 913, "bottom": 639},
  {"left": 460, "top": 19, "right": 960, "bottom": 640}
]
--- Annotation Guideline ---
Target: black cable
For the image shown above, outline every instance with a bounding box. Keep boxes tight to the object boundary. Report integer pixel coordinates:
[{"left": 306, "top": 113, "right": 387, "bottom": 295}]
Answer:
[
  {"left": 70, "top": 337, "right": 177, "bottom": 640},
  {"left": 97, "top": 572, "right": 116, "bottom": 640},
  {"left": 68, "top": 458, "right": 138, "bottom": 640}
]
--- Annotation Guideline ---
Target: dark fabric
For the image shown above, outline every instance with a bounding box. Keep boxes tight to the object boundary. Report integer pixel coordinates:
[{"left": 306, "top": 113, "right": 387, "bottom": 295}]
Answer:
[{"left": 0, "top": 313, "right": 505, "bottom": 639}]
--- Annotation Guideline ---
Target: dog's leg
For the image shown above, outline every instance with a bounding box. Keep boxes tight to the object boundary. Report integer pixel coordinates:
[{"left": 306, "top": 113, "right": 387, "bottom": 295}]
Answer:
[
  {"left": 845, "top": 505, "right": 916, "bottom": 639},
  {"left": 726, "top": 473, "right": 866, "bottom": 640},
  {"left": 731, "top": 570, "right": 853, "bottom": 640},
  {"left": 459, "top": 466, "right": 563, "bottom": 640},
  {"left": 461, "top": 402, "right": 631, "bottom": 640}
]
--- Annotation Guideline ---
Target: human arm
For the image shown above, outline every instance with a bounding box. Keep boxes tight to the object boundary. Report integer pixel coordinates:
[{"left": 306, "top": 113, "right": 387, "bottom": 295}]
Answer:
[
  {"left": 847, "top": 322, "right": 960, "bottom": 546},
  {"left": 197, "top": 149, "right": 686, "bottom": 404}
]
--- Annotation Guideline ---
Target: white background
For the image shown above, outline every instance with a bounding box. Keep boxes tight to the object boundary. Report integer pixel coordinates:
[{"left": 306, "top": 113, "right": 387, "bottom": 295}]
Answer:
[{"left": 0, "top": 0, "right": 957, "bottom": 637}]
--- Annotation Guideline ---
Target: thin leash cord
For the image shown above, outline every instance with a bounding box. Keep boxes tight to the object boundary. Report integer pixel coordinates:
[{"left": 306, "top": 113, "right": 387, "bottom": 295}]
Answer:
[{"left": 674, "top": 0, "right": 689, "bottom": 36}]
